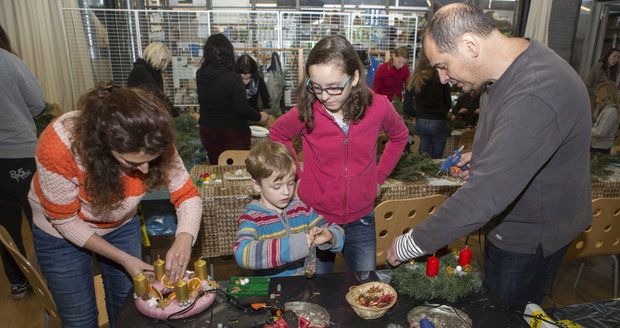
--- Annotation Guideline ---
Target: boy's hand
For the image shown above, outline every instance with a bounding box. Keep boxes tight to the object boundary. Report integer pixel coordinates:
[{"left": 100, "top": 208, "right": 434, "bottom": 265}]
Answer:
[{"left": 310, "top": 227, "right": 333, "bottom": 245}]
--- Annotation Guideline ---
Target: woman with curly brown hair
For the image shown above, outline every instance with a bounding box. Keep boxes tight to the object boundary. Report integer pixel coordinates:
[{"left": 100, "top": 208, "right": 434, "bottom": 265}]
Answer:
[
  {"left": 28, "top": 87, "right": 202, "bottom": 327},
  {"left": 270, "top": 35, "right": 408, "bottom": 274}
]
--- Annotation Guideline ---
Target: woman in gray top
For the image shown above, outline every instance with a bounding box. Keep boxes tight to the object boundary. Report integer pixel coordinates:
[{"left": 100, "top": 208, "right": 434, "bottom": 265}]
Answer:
[{"left": 0, "top": 24, "right": 45, "bottom": 299}]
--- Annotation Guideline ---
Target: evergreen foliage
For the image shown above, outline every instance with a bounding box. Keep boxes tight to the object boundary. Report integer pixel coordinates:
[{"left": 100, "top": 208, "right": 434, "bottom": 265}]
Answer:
[{"left": 390, "top": 252, "right": 482, "bottom": 303}]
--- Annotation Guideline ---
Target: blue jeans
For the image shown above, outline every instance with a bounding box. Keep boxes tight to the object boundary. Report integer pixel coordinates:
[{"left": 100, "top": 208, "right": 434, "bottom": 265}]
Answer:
[
  {"left": 483, "top": 239, "right": 569, "bottom": 311},
  {"left": 33, "top": 216, "right": 142, "bottom": 328},
  {"left": 316, "top": 212, "right": 376, "bottom": 274},
  {"left": 414, "top": 118, "right": 449, "bottom": 159}
]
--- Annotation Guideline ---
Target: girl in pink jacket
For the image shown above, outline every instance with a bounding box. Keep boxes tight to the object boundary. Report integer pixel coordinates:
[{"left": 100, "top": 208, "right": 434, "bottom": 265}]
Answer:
[{"left": 270, "top": 35, "right": 408, "bottom": 273}]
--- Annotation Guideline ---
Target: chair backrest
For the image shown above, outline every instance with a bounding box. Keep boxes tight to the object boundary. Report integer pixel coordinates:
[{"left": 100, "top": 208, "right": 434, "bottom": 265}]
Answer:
[
  {"left": 565, "top": 198, "right": 620, "bottom": 261},
  {"left": 0, "top": 226, "right": 60, "bottom": 328},
  {"left": 375, "top": 195, "right": 446, "bottom": 265},
  {"left": 217, "top": 150, "right": 250, "bottom": 166}
]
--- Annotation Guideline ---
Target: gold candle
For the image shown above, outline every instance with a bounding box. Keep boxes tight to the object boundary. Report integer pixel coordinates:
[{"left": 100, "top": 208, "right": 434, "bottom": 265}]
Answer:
[
  {"left": 174, "top": 280, "right": 189, "bottom": 303},
  {"left": 133, "top": 272, "right": 148, "bottom": 298},
  {"left": 153, "top": 257, "right": 165, "bottom": 280},
  {"left": 194, "top": 258, "right": 208, "bottom": 281}
]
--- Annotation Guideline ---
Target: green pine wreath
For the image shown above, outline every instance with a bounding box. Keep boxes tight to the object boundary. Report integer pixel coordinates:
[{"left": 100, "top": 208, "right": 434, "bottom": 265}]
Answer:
[{"left": 390, "top": 251, "right": 483, "bottom": 303}]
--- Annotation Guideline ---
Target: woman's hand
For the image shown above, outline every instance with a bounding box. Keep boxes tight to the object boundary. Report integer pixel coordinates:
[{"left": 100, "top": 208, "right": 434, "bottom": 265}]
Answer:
[
  {"left": 123, "top": 256, "right": 155, "bottom": 278},
  {"left": 259, "top": 112, "right": 269, "bottom": 125},
  {"left": 165, "top": 233, "right": 193, "bottom": 282}
]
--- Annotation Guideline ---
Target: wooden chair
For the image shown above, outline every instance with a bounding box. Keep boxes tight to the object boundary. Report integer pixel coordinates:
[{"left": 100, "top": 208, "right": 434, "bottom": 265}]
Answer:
[
  {"left": 0, "top": 226, "right": 60, "bottom": 328},
  {"left": 374, "top": 195, "right": 446, "bottom": 266},
  {"left": 217, "top": 150, "right": 250, "bottom": 166},
  {"left": 565, "top": 198, "right": 620, "bottom": 298}
]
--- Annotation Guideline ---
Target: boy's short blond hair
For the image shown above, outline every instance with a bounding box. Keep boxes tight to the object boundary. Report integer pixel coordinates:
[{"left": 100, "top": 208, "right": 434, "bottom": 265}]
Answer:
[{"left": 246, "top": 141, "right": 296, "bottom": 183}]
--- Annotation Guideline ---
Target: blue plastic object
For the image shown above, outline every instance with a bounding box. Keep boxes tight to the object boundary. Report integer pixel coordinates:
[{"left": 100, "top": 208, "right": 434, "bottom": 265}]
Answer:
[
  {"left": 420, "top": 318, "right": 436, "bottom": 328},
  {"left": 366, "top": 55, "right": 379, "bottom": 88},
  {"left": 145, "top": 214, "right": 177, "bottom": 236},
  {"left": 438, "top": 146, "right": 470, "bottom": 174}
]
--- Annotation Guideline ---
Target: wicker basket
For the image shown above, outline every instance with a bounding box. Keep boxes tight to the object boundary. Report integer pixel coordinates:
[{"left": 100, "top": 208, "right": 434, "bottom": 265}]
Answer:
[{"left": 345, "top": 282, "right": 397, "bottom": 320}]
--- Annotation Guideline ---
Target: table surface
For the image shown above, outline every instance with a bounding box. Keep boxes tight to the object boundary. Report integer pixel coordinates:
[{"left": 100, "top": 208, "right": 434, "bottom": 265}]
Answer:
[
  {"left": 117, "top": 270, "right": 620, "bottom": 328},
  {"left": 116, "top": 271, "right": 531, "bottom": 328},
  {"left": 188, "top": 164, "right": 620, "bottom": 259}
]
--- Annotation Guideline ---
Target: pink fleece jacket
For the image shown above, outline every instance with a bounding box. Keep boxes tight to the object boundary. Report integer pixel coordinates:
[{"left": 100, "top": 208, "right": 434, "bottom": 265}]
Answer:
[{"left": 270, "top": 92, "right": 408, "bottom": 224}]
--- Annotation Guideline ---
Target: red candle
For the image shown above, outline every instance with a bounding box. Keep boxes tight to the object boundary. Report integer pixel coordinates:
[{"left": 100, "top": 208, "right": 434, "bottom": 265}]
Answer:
[
  {"left": 426, "top": 255, "right": 439, "bottom": 277},
  {"left": 459, "top": 246, "right": 472, "bottom": 267}
]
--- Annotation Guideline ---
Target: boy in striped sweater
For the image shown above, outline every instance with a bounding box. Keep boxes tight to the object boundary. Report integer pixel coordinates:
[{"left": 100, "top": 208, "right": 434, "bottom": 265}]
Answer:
[{"left": 233, "top": 141, "right": 344, "bottom": 277}]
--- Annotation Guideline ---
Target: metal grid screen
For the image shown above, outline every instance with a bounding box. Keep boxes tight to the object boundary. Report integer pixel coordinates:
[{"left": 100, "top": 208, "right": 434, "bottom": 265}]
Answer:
[{"left": 62, "top": 8, "right": 420, "bottom": 107}]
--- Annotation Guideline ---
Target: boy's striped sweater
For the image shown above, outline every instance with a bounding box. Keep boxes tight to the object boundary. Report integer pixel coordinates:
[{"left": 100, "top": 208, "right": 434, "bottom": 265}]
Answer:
[{"left": 233, "top": 199, "right": 344, "bottom": 277}]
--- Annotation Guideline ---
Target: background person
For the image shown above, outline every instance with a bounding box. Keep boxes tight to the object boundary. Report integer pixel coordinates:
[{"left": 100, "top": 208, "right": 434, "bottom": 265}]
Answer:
[
  {"left": 270, "top": 35, "right": 408, "bottom": 274},
  {"left": 196, "top": 34, "right": 269, "bottom": 164},
  {"left": 127, "top": 42, "right": 178, "bottom": 116},
  {"left": 0, "top": 24, "right": 45, "bottom": 300},
  {"left": 450, "top": 90, "right": 480, "bottom": 128},
  {"left": 591, "top": 81, "right": 619, "bottom": 154},
  {"left": 386, "top": 3, "right": 592, "bottom": 311},
  {"left": 373, "top": 46, "right": 410, "bottom": 101},
  {"left": 403, "top": 51, "right": 452, "bottom": 159},
  {"left": 235, "top": 54, "right": 271, "bottom": 114},
  {"left": 585, "top": 48, "right": 620, "bottom": 105},
  {"left": 29, "top": 87, "right": 202, "bottom": 327}
]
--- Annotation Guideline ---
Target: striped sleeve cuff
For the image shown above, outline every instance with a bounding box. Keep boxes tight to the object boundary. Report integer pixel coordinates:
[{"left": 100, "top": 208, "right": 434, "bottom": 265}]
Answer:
[{"left": 394, "top": 230, "right": 427, "bottom": 262}]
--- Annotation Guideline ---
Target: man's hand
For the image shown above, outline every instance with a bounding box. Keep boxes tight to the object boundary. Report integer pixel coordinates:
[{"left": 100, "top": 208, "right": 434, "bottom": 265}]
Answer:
[
  {"left": 451, "top": 151, "right": 472, "bottom": 180},
  {"left": 386, "top": 239, "right": 402, "bottom": 267}
]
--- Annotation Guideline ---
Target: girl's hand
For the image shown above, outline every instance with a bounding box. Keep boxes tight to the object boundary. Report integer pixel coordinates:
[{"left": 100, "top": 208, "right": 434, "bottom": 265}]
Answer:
[
  {"left": 310, "top": 227, "right": 333, "bottom": 245},
  {"left": 165, "top": 233, "right": 193, "bottom": 282},
  {"left": 123, "top": 256, "right": 154, "bottom": 278}
]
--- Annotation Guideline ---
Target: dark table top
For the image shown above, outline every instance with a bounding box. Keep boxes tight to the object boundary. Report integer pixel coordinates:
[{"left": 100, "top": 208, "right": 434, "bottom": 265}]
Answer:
[{"left": 116, "top": 271, "right": 532, "bottom": 328}]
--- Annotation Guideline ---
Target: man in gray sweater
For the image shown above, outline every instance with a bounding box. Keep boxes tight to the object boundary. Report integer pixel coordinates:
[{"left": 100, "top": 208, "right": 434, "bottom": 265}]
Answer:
[
  {"left": 0, "top": 25, "right": 45, "bottom": 299},
  {"left": 387, "top": 4, "right": 592, "bottom": 311}
]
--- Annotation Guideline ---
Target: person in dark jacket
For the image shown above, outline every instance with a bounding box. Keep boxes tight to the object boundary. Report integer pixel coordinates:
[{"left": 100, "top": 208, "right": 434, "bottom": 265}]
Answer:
[
  {"left": 404, "top": 50, "right": 452, "bottom": 158},
  {"left": 196, "top": 34, "right": 268, "bottom": 164},
  {"left": 127, "top": 42, "right": 178, "bottom": 116},
  {"left": 450, "top": 90, "right": 479, "bottom": 128},
  {"left": 235, "top": 54, "right": 271, "bottom": 113}
]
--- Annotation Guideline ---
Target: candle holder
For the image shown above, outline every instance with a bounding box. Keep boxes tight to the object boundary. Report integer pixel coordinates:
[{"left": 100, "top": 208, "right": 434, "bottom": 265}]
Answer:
[
  {"left": 194, "top": 258, "right": 208, "bottom": 281},
  {"left": 154, "top": 257, "right": 166, "bottom": 280}
]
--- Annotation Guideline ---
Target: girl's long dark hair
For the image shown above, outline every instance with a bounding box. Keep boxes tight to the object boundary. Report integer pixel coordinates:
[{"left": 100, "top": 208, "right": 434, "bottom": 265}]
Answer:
[
  {"left": 600, "top": 48, "right": 620, "bottom": 80},
  {"left": 296, "top": 35, "right": 372, "bottom": 131},
  {"left": 200, "top": 33, "right": 235, "bottom": 70},
  {"left": 235, "top": 54, "right": 262, "bottom": 78},
  {"left": 70, "top": 87, "right": 175, "bottom": 211}
]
